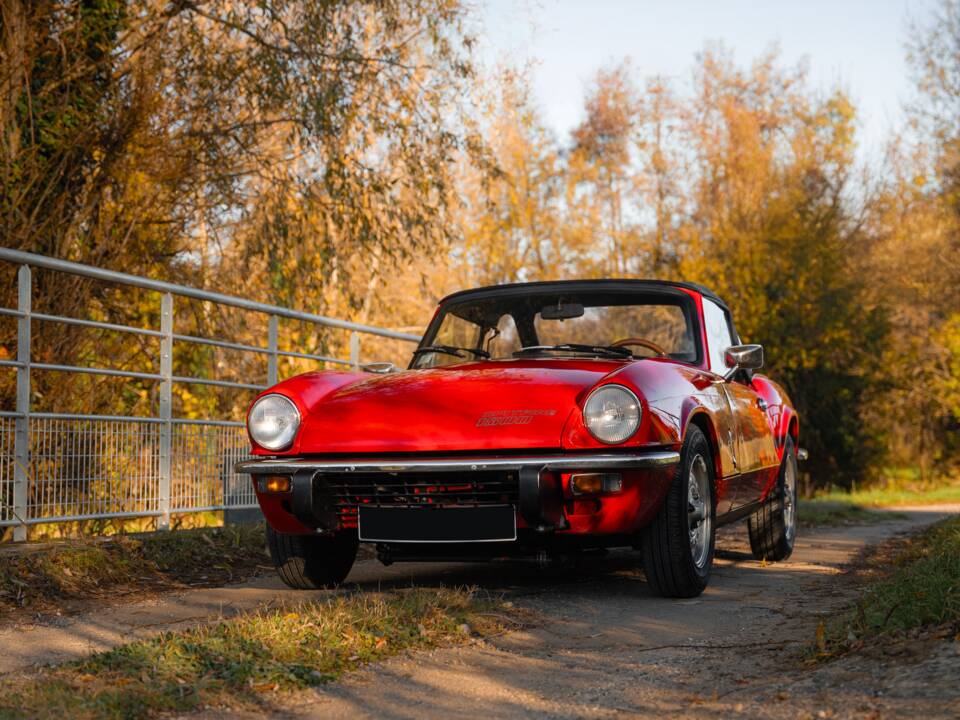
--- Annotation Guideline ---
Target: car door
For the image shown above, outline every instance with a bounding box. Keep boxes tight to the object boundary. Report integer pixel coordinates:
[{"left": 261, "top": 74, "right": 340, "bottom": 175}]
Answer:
[
  {"left": 722, "top": 380, "right": 779, "bottom": 505},
  {"left": 702, "top": 298, "right": 777, "bottom": 508}
]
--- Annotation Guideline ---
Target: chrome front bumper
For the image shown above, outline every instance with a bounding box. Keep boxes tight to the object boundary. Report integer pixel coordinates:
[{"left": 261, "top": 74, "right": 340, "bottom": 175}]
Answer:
[
  {"left": 234, "top": 450, "right": 680, "bottom": 476},
  {"left": 236, "top": 451, "right": 680, "bottom": 536}
]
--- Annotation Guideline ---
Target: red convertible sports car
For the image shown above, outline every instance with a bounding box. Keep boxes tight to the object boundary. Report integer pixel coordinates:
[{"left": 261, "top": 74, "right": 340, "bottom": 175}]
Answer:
[{"left": 237, "top": 280, "right": 802, "bottom": 598}]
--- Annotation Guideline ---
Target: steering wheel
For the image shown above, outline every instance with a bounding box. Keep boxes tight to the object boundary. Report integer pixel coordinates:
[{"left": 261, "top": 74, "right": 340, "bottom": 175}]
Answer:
[{"left": 611, "top": 337, "right": 668, "bottom": 357}]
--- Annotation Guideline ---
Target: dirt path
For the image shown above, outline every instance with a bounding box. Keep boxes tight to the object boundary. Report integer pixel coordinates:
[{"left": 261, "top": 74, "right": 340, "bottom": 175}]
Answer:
[
  {"left": 230, "top": 506, "right": 960, "bottom": 720},
  {"left": 3, "top": 506, "right": 958, "bottom": 718}
]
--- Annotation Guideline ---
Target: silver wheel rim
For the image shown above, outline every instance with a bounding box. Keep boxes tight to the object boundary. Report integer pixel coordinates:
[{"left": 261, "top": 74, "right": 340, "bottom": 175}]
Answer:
[
  {"left": 687, "top": 453, "right": 711, "bottom": 569},
  {"left": 783, "top": 454, "right": 797, "bottom": 543}
]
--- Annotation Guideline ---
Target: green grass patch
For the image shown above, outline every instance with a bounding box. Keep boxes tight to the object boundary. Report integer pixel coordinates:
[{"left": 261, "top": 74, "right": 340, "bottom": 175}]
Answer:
[
  {"left": 798, "top": 499, "right": 905, "bottom": 527},
  {"left": 811, "top": 483, "right": 960, "bottom": 508},
  {"left": 0, "top": 587, "right": 515, "bottom": 720},
  {"left": 0, "top": 525, "right": 267, "bottom": 614},
  {"left": 813, "top": 516, "right": 960, "bottom": 658},
  {"left": 798, "top": 481, "right": 960, "bottom": 527}
]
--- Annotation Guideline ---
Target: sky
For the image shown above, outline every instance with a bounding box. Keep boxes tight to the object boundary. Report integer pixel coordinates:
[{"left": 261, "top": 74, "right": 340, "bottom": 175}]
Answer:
[{"left": 476, "top": 0, "right": 941, "bottom": 162}]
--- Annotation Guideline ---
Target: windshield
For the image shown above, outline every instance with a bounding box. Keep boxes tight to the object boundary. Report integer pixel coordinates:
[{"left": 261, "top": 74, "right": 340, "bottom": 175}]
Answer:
[{"left": 412, "top": 290, "right": 700, "bottom": 368}]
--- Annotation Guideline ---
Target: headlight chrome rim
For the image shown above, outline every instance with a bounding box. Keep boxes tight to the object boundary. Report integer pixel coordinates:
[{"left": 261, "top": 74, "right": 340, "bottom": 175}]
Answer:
[
  {"left": 247, "top": 393, "right": 301, "bottom": 451},
  {"left": 583, "top": 384, "right": 642, "bottom": 445}
]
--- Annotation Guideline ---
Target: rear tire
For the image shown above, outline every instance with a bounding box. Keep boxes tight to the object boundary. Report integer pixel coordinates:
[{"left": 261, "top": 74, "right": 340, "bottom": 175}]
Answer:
[
  {"left": 748, "top": 436, "right": 798, "bottom": 562},
  {"left": 642, "top": 425, "right": 716, "bottom": 598},
  {"left": 267, "top": 526, "right": 358, "bottom": 589}
]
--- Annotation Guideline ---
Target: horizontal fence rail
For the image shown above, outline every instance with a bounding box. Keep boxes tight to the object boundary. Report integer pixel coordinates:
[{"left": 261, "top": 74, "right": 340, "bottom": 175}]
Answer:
[{"left": 0, "top": 248, "right": 421, "bottom": 540}]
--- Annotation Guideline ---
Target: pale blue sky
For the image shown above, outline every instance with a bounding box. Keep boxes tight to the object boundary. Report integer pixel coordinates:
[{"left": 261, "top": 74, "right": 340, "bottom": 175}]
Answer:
[{"left": 476, "top": 0, "right": 940, "bottom": 160}]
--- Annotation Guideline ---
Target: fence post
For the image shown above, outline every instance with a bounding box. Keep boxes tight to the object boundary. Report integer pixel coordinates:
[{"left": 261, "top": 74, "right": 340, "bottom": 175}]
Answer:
[
  {"left": 267, "top": 315, "right": 278, "bottom": 386},
  {"left": 12, "top": 265, "right": 31, "bottom": 542},
  {"left": 158, "top": 292, "right": 173, "bottom": 531},
  {"left": 349, "top": 331, "right": 360, "bottom": 370}
]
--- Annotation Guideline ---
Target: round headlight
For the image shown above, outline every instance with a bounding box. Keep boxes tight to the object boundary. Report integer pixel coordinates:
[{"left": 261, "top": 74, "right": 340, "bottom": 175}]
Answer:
[
  {"left": 248, "top": 394, "right": 300, "bottom": 451},
  {"left": 583, "top": 385, "right": 641, "bottom": 444}
]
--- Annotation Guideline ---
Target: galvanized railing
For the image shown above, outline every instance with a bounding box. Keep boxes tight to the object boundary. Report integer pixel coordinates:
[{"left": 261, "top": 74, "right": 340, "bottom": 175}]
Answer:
[{"left": 0, "top": 248, "right": 420, "bottom": 541}]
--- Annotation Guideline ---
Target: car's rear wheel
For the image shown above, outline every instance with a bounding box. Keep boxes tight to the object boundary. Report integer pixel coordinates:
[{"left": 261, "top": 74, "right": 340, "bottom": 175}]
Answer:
[
  {"left": 267, "top": 526, "right": 358, "bottom": 589},
  {"left": 748, "top": 435, "right": 798, "bottom": 561},
  {"left": 642, "top": 425, "right": 716, "bottom": 598}
]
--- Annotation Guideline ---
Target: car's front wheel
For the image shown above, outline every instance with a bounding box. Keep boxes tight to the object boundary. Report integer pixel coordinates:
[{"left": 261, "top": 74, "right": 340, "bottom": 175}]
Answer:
[
  {"left": 267, "top": 526, "right": 358, "bottom": 589},
  {"left": 747, "top": 436, "right": 798, "bottom": 561},
  {"left": 642, "top": 424, "right": 716, "bottom": 598}
]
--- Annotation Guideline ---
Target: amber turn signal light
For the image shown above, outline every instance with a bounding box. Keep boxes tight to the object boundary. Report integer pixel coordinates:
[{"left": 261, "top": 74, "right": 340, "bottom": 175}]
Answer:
[
  {"left": 569, "top": 472, "right": 622, "bottom": 495},
  {"left": 258, "top": 475, "right": 291, "bottom": 493}
]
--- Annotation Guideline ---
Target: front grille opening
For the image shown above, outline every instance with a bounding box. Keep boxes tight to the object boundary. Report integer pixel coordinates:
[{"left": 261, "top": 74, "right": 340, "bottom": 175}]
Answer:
[{"left": 320, "top": 471, "right": 519, "bottom": 528}]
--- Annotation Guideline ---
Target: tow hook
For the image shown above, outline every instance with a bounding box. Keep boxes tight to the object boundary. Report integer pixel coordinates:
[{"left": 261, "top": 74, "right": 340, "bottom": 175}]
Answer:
[{"left": 376, "top": 544, "right": 394, "bottom": 566}]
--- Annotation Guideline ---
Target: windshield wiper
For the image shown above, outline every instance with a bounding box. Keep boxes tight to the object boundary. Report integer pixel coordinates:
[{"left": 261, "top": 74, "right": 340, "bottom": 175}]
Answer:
[
  {"left": 412, "top": 344, "right": 490, "bottom": 359},
  {"left": 514, "top": 343, "right": 633, "bottom": 359}
]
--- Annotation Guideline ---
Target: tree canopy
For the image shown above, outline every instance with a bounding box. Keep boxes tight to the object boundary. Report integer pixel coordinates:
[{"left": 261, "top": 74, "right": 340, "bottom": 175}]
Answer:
[{"left": 2, "top": 0, "right": 959, "bottom": 488}]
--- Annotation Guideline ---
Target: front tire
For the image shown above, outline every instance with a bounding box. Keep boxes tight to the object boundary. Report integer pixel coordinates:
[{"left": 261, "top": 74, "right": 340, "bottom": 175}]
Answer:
[
  {"left": 748, "top": 436, "right": 798, "bottom": 561},
  {"left": 267, "top": 526, "right": 358, "bottom": 589},
  {"left": 642, "top": 425, "right": 716, "bottom": 598}
]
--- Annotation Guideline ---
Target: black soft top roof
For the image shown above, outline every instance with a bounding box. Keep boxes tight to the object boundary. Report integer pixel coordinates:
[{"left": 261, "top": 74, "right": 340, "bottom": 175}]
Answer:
[{"left": 439, "top": 279, "right": 728, "bottom": 310}]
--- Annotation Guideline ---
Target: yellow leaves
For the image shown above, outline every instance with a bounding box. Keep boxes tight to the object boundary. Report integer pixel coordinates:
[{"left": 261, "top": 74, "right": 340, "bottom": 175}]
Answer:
[{"left": 251, "top": 682, "right": 279, "bottom": 693}]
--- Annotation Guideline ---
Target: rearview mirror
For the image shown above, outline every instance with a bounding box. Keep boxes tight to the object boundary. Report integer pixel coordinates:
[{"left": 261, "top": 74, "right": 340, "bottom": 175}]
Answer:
[
  {"left": 723, "top": 344, "right": 763, "bottom": 379},
  {"left": 541, "top": 302, "right": 584, "bottom": 320}
]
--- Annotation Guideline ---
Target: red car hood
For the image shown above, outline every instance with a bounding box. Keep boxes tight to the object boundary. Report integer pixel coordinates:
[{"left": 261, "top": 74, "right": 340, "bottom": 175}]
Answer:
[{"left": 292, "top": 360, "right": 625, "bottom": 454}]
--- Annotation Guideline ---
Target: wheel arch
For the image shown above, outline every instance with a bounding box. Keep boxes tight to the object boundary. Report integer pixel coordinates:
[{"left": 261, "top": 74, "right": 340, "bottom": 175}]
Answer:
[
  {"left": 685, "top": 410, "right": 722, "bottom": 483},
  {"left": 779, "top": 407, "right": 799, "bottom": 458}
]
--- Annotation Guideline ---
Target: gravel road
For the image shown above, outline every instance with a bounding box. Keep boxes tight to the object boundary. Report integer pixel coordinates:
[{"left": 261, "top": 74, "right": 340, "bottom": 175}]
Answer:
[{"left": 3, "top": 506, "right": 958, "bottom": 718}]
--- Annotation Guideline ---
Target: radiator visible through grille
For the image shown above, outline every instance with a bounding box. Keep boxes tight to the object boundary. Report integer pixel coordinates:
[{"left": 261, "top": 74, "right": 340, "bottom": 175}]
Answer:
[{"left": 319, "top": 471, "right": 519, "bottom": 528}]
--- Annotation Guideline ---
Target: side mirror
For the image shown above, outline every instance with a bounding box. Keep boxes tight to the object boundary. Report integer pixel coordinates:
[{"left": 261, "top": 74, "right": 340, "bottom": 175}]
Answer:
[{"left": 723, "top": 344, "right": 763, "bottom": 380}]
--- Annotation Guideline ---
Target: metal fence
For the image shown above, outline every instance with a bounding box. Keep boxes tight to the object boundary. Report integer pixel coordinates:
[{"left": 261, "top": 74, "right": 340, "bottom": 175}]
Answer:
[{"left": 0, "top": 248, "right": 420, "bottom": 541}]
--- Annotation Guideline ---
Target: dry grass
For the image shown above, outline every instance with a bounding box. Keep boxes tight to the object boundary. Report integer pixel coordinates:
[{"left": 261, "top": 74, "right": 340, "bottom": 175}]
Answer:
[
  {"left": 0, "top": 587, "right": 518, "bottom": 720},
  {"left": 0, "top": 525, "right": 268, "bottom": 616},
  {"left": 812, "top": 516, "right": 960, "bottom": 659}
]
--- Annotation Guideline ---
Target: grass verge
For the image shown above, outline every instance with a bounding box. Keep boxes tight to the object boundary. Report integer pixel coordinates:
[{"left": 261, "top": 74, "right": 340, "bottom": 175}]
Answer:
[
  {"left": 812, "top": 516, "right": 960, "bottom": 659},
  {"left": 799, "top": 480, "right": 960, "bottom": 527},
  {"left": 0, "top": 525, "right": 268, "bottom": 615},
  {"left": 810, "top": 483, "right": 960, "bottom": 508},
  {"left": 0, "top": 587, "right": 517, "bottom": 720},
  {"left": 798, "top": 499, "right": 905, "bottom": 527}
]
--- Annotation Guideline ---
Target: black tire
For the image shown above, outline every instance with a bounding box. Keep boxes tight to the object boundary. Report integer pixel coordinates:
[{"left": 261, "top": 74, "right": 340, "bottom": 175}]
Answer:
[
  {"left": 642, "top": 425, "right": 716, "bottom": 598},
  {"left": 266, "top": 526, "right": 358, "bottom": 589},
  {"left": 748, "top": 436, "right": 798, "bottom": 562}
]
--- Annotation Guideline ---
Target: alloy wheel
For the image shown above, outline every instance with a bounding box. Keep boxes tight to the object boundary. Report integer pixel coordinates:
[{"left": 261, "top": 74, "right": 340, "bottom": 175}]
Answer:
[
  {"left": 783, "top": 452, "right": 797, "bottom": 542},
  {"left": 687, "top": 453, "right": 711, "bottom": 569}
]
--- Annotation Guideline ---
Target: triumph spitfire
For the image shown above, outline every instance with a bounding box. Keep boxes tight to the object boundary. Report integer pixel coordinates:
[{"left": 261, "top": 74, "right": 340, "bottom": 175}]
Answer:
[{"left": 236, "top": 280, "right": 801, "bottom": 598}]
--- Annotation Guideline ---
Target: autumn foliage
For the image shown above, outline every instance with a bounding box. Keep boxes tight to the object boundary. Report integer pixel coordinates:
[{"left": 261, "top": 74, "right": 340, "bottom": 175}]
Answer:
[{"left": 1, "top": 0, "right": 958, "bottom": 488}]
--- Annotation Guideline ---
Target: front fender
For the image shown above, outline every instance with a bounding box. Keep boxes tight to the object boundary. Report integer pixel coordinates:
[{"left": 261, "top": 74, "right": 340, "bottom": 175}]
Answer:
[{"left": 247, "top": 370, "right": 367, "bottom": 455}]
